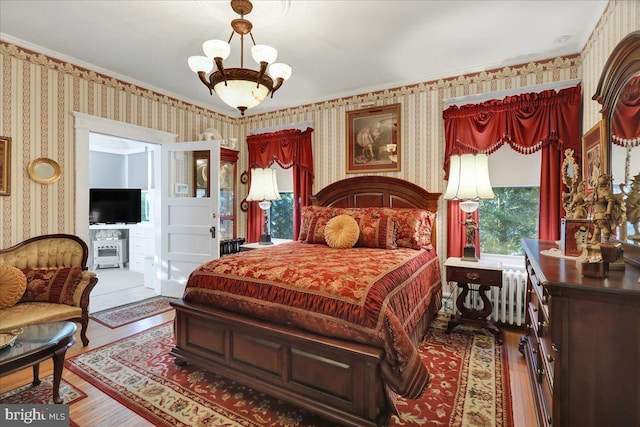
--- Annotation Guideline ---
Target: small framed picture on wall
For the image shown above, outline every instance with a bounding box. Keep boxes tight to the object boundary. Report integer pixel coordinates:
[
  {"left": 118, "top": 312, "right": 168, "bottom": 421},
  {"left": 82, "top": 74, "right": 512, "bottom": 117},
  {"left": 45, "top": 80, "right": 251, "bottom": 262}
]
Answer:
[
  {"left": 0, "top": 136, "right": 10, "bottom": 196},
  {"left": 346, "top": 104, "right": 401, "bottom": 173},
  {"left": 582, "top": 120, "right": 606, "bottom": 194}
]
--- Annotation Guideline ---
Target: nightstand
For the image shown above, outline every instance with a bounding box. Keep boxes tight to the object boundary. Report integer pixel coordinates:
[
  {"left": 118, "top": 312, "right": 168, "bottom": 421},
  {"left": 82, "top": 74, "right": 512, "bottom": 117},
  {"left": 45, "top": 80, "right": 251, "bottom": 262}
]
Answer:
[
  {"left": 444, "top": 257, "right": 504, "bottom": 344},
  {"left": 239, "top": 238, "right": 293, "bottom": 251}
]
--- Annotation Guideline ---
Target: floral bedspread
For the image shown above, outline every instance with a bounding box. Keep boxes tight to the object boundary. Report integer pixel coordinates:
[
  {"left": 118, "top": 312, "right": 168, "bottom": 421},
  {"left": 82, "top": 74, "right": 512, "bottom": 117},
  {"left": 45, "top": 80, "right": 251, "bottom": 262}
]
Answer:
[{"left": 183, "top": 241, "right": 442, "bottom": 399}]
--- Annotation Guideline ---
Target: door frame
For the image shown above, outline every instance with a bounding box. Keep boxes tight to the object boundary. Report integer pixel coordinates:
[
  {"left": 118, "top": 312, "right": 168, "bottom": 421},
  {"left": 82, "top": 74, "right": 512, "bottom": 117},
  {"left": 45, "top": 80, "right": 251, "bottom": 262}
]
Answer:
[{"left": 73, "top": 112, "right": 177, "bottom": 293}]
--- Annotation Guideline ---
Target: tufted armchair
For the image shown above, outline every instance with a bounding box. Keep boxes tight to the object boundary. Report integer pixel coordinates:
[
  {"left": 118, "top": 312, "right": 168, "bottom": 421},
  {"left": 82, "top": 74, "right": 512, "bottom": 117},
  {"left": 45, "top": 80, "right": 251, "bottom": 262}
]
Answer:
[{"left": 0, "top": 234, "right": 98, "bottom": 346}]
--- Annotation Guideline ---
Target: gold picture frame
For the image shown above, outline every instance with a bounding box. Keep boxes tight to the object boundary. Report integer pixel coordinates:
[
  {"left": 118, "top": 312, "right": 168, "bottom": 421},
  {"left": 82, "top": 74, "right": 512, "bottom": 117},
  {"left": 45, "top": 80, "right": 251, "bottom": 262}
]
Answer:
[
  {"left": 0, "top": 136, "right": 10, "bottom": 196},
  {"left": 346, "top": 104, "right": 400, "bottom": 173},
  {"left": 582, "top": 120, "right": 606, "bottom": 194}
]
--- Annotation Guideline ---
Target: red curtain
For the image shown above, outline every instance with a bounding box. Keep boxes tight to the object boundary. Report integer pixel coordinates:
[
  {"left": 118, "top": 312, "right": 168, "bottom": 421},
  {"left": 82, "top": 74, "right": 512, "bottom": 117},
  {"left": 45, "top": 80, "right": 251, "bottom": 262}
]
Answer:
[
  {"left": 612, "top": 75, "right": 640, "bottom": 147},
  {"left": 246, "top": 128, "right": 314, "bottom": 243},
  {"left": 443, "top": 85, "right": 582, "bottom": 257}
]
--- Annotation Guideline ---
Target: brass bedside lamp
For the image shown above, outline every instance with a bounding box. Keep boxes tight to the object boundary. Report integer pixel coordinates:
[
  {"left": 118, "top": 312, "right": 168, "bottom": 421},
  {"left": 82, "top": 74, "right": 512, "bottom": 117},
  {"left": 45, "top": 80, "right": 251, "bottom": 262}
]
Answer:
[
  {"left": 444, "top": 153, "right": 495, "bottom": 261},
  {"left": 246, "top": 168, "right": 281, "bottom": 245}
]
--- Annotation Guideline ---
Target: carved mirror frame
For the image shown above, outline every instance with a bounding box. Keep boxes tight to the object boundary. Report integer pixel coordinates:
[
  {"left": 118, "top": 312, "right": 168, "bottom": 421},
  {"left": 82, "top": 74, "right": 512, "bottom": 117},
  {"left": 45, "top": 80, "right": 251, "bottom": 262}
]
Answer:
[{"left": 592, "top": 30, "right": 640, "bottom": 262}]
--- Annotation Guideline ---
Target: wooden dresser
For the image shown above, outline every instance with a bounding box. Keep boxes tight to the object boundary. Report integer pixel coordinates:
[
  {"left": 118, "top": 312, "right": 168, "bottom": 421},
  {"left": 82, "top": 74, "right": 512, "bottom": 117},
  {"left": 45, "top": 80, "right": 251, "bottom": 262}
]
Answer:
[{"left": 520, "top": 239, "right": 640, "bottom": 427}]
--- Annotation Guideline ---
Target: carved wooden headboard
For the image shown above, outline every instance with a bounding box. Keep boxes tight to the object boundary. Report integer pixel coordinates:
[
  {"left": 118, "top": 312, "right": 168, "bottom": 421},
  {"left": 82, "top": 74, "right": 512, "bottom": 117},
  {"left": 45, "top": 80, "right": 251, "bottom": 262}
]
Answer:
[{"left": 309, "top": 176, "right": 441, "bottom": 247}]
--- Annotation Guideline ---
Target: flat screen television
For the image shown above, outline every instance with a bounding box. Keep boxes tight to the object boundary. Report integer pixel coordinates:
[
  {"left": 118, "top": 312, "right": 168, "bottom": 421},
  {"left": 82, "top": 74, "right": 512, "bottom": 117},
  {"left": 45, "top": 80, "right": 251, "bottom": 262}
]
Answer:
[{"left": 89, "top": 188, "right": 142, "bottom": 224}]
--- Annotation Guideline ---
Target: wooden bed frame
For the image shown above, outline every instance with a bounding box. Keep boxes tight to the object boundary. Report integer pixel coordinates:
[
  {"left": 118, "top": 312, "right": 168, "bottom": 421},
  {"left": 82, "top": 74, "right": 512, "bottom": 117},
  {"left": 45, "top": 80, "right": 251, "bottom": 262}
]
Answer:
[{"left": 170, "top": 176, "right": 441, "bottom": 427}]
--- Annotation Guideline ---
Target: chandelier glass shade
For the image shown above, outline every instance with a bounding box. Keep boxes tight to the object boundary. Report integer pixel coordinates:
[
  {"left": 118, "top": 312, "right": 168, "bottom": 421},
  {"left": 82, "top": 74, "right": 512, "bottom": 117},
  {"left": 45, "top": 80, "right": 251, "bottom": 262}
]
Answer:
[{"left": 187, "top": 0, "right": 292, "bottom": 116}]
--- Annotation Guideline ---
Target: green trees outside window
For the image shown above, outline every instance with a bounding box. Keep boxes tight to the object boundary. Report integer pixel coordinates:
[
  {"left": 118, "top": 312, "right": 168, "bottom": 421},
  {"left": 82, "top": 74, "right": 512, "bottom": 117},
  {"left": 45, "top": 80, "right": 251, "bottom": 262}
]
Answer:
[
  {"left": 479, "top": 187, "right": 539, "bottom": 256},
  {"left": 270, "top": 192, "right": 294, "bottom": 239}
]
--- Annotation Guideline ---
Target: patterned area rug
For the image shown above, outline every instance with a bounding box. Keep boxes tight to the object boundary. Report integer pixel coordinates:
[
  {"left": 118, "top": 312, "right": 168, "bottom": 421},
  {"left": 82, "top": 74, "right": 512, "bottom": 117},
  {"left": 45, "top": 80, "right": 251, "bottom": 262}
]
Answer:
[
  {"left": 90, "top": 296, "right": 175, "bottom": 328},
  {"left": 65, "top": 318, "right": 513, "bottom": 427},
  {"left": 0, "top": 376, "right": 86, "bottom": 405}
]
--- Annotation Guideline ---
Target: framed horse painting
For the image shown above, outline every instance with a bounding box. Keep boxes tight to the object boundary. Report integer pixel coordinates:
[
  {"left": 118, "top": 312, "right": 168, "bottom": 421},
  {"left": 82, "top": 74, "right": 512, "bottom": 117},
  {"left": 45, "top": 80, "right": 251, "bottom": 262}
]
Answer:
[{"left": 346, "top": 104, "right": 401, "bottom": 173}]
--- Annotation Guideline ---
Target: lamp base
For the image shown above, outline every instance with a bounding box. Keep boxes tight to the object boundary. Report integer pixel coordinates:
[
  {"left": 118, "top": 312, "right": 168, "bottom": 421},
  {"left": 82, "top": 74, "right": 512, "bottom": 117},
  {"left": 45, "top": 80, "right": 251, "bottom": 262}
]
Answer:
[
  {"left": 461, "top": 245, "right": 478, "bottom": 262},
  {"left": 259, "top": 234, "right": 273, "bottom": 245}
]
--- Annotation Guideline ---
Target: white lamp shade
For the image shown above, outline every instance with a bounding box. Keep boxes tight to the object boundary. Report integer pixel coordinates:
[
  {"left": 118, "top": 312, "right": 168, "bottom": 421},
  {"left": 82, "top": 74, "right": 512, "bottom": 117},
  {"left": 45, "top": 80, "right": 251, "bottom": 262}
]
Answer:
[
  {"left": 473, "top": 153, "right": 495, "bottom": 199},
  {"left": 443, "top": 153, "right": 495, "bottom": 201},
  {"left": 213, "top": 79, "right": 270, "bottom": 110},
  {"left": 246, "top": 168, "right": 282, "bottom": 202},
  {"left": 443, "top": 155, "right": 461, "bottom": 199},
  {"left": 203, "top": 39, "right": 231, "bottom": 60},
  {"left": 188, "top": 56, "right": 214, "bottom": 73},
  {"left": 269, "top": 63, "right": 292, "bottom": 81},
  {"left": 251, "top": 45, "right": 278, "bottom": 64}
]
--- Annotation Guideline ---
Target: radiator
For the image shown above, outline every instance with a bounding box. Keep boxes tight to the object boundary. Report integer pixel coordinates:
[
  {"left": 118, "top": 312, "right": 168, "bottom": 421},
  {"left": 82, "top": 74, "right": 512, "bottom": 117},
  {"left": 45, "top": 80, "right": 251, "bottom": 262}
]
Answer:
[{"left": 442, "top": 269, "right": 528, "bottom": 326}]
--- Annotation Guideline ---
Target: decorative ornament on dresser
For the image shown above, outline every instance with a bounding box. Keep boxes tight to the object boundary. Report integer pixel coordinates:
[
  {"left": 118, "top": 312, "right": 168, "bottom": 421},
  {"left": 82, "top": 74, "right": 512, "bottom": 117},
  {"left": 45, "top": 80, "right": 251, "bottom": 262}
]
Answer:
[
  {"left": 560, "top": 148, "right": 593, "bottom": 257},
  {"left": 577, "top": 173, "right": 624, "bottom": 277}
]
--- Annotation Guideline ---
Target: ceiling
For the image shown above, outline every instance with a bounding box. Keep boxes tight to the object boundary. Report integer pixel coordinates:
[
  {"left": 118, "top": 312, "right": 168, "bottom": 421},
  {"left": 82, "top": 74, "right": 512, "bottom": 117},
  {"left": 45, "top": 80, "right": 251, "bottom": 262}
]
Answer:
[{"left": 0, "top": 0, "right": 608, "bottom": 118}]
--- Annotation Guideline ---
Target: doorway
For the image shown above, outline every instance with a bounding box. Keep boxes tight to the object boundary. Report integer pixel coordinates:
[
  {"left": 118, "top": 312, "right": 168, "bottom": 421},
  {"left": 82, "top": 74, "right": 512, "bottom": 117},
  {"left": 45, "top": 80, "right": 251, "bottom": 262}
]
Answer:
[
  {"left": 88, "top": 133, "right": 159, "bottom": 301},
  {"left": 73, "top": 112, "right": 177, "bottom": 310}
]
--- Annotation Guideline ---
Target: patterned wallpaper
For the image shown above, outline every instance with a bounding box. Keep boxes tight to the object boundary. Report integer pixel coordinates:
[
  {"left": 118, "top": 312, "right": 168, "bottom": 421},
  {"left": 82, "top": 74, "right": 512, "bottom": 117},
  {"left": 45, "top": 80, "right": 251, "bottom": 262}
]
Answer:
[{"left": 0, "top": 0, "right": 638, "bottom": 248}]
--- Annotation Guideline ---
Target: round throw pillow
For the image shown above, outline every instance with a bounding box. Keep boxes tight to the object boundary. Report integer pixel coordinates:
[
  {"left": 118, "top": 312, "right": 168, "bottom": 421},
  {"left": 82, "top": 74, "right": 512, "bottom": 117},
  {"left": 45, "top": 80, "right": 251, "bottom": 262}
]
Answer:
[
  {"left": 0, "top": 265, "right": 27, "bottom": 309},
  {"left": 324, "top": 215, "right": 360, "bottom": 249}
]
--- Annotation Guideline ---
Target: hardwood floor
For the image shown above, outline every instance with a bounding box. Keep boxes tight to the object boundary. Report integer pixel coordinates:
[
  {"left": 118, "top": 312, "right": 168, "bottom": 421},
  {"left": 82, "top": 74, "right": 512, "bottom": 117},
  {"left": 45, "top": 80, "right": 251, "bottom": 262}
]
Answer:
[{"left": 0, "top": 311, "right": 536, "bottom": 427}]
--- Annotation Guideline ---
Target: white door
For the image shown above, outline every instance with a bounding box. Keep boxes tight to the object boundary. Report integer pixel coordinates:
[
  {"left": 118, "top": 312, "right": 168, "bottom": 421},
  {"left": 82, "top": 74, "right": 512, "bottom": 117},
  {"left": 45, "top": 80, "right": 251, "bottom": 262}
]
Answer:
[{"left": 160, "top": 141, "right": 220, "bottom": 297}]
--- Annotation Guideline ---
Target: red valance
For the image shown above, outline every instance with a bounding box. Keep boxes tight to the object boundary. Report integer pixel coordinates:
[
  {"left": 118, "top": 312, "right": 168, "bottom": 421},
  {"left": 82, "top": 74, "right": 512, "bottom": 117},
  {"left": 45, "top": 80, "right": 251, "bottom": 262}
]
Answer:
[
  {"left": 443, "top": 85, "right": 582, "bottom": 179},
  {"left": 246, "top": 128, "right": 314, "bottom": 242},
  {"left": 612, "top": 75, "right": 640, "bottom": 147}
]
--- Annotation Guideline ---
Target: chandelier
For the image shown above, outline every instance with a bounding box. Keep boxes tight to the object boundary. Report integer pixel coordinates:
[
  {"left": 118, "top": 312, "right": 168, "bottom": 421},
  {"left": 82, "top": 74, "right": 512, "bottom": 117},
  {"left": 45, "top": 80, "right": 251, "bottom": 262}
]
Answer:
[{"left": 188, "top": 0, "right": 292, "bottom": 116}]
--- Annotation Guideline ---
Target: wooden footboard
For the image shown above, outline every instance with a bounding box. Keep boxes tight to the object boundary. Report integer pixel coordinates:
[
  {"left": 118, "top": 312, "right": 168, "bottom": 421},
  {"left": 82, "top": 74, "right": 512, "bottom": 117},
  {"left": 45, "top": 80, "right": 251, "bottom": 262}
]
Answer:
[{"left": 170, "top": 300, "right": 389, "bottom": 427}]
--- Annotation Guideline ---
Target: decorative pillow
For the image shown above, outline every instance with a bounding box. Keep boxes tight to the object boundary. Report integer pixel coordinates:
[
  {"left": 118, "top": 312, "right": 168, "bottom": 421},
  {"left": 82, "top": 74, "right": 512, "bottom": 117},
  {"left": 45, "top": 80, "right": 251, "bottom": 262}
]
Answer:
[
  {"left": 356, "top": 212, "right": 397, "bottom": 249},
  {"left": 20, "top": 267, "right": 84, "bottom": 306},
  {"left": 324, "top": 215, "right": 360, "bottom": 249},
  {"left": 298, "top": 206, "right": 343, "bottom": 242},
  {"left": 384, "top": 208, "right": 435, "bottom": 250},
  {"left": 302, "top": 206, "right": 351, "bottom": 244},
  {"left": 0, "top": 265, "right": 27, "bottom": 309},
  {"left": 305, "top": 213, "right": 337, "bottom": 244}
]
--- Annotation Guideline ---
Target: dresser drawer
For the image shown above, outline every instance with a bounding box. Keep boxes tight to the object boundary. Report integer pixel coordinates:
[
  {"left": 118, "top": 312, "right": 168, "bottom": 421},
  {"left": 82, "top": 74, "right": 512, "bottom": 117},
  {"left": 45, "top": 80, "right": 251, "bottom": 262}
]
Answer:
[
  {"left": 539, "top": 336, "right": 556, "bottom": 383},
  {"left": 528, "top": 301, "right": 539, "bottom": 332},
  {"left": 446, "top": 266, "right": 502, "bottom": 286},
  {"left": 538, "top": 356, "right": 554, "bottom": 427}
]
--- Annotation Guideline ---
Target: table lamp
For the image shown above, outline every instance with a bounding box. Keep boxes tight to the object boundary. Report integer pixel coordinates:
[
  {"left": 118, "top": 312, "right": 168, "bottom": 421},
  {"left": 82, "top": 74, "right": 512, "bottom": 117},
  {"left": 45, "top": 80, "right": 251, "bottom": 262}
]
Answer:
[
  {"left": 444, "top": 153, "right": 495, "bottom": 261},
  {"left": 246, "top": 168, "right": 281, "bottom": 245}
]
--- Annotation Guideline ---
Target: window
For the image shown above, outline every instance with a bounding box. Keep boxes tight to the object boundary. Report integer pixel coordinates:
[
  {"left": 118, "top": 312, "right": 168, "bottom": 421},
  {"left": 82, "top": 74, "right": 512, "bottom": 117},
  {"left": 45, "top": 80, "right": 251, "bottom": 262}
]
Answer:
[
  {"left": 270, "top": 192, "right": 294, "bottom": 239},
  {"left": 267, "top": 164, "right": 295, "bottom": 240},
  {"left": 477, "top": 146, "right": 541, "bottom": 266},
  {"left": 479, "top": 187, "right": 539, "bottom": 256}
]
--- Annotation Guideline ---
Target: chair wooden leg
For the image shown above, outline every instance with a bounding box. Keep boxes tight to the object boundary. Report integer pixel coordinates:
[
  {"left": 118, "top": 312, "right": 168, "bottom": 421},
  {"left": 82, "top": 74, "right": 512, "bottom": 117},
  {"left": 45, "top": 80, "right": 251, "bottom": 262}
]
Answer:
[{"left": 80, "top": 318, "right": 89, "bottom": 346}]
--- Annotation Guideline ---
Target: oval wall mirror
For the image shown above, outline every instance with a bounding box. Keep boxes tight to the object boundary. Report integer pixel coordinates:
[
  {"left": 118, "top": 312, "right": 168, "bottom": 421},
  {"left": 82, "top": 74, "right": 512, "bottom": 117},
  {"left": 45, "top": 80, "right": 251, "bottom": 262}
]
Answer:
[{"left": 28, "top": 158, "right": 61, "bottom": 184}]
